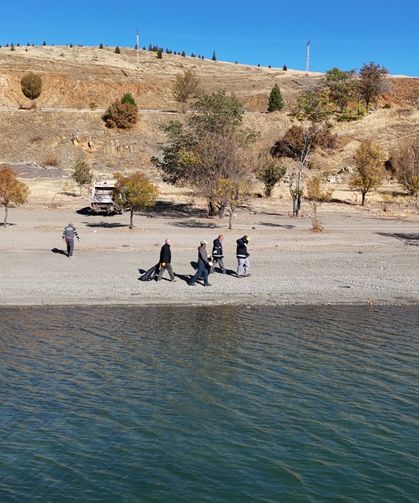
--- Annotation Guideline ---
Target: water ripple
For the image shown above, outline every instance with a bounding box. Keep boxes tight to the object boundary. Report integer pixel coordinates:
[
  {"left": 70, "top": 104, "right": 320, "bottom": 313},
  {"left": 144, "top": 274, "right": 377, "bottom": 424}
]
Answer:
[{"left": 0, "top": 305, "right": 418, "bottom": 502}]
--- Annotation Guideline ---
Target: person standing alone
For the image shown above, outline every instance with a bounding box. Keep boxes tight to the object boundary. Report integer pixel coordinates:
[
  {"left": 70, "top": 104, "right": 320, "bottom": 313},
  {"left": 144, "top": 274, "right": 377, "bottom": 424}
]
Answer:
[
  {"left": 236, "top": 235, "right": 250, "bottom": 277},
  {"left": 156, "top": 239, "right": 176, "bottom": 282},
  {"left": 62, "top": 223, "right": 80, "bottom": 258},
  {"left": 212, "top": 234, "right": 226, "bottom": 273}
]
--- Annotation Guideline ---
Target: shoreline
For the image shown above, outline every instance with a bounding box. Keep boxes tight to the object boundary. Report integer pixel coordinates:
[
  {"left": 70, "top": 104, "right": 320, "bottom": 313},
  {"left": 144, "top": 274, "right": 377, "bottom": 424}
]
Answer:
[{"left": 1, "top": 205, "right": 418, "bottom": 308}]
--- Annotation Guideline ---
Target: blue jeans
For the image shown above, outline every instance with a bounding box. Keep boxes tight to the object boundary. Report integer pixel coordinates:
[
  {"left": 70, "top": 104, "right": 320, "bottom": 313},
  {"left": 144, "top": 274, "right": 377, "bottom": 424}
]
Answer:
[{"left": 190, "top": 261, "right": 209, "bottom": 286}]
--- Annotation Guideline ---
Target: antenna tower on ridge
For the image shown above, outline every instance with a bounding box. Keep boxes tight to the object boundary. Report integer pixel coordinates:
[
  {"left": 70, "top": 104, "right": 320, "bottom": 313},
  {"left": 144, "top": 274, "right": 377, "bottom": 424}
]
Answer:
[{"left": 306, "top": 40, "right": 310, "bottom": 75}]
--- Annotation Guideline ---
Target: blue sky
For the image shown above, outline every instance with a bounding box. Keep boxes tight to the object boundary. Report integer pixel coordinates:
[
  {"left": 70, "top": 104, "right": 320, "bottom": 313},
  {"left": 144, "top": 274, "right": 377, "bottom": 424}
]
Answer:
[{"left": 1, "top": 0, "right": 418, "bottom": 76}]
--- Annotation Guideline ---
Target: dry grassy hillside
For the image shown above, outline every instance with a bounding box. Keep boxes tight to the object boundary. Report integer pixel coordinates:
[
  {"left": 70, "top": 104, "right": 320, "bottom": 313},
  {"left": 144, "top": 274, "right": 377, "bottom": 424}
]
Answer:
[{"left": 0, "top": 45, "right": 418, "bottom": 206}]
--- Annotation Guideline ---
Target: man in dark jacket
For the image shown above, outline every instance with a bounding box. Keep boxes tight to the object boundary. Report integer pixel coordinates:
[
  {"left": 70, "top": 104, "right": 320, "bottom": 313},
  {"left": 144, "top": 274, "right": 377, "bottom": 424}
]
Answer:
[
  {"left": 156, "top": 239, "right": 176, "bottom": 281},
  {"left": 62, "top": 223, "right": 80, "bottom": 257},
  {"left": 189, "top": 240, "right": 211, "bottom": 286},
  {"left": 236, "top": 235, "right": 250, "bottom": 277},
  {"left": 211, "top": 234, "right": 226, "bottom": 274}
]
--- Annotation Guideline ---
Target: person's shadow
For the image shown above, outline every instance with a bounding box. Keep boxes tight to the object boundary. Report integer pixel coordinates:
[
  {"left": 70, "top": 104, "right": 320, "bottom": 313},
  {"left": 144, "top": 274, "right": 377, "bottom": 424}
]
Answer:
[{"left": 51, "top": 247, "right": 68, "bottom": 256}]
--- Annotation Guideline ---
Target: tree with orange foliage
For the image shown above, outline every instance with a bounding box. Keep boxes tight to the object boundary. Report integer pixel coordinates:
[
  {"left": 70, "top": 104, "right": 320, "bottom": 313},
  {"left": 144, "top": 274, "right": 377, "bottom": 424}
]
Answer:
[{"left": 0, "top": 165, "right": 29, "bottom": 227}]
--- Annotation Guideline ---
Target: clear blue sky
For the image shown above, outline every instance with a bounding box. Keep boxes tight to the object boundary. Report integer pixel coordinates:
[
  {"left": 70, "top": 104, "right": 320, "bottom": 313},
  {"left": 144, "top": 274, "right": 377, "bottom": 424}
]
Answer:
[{"left": 1, "top": 0, "right": 418, "bottom": 76}]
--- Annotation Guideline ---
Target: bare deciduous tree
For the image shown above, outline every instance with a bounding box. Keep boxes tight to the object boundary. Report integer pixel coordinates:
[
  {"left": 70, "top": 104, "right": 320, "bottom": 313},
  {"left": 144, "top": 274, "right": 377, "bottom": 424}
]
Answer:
[
  {"left": 271, "top": 123, "right": 336, "bottom": 215},
  {"left": 172, "top": 70, "right": 200, "bottom": 111},
  {"left": 305, "top": 175, "right": 332, "bottom": 231},
  {"left": 391, "top": 140, "right": 419, "bottom": 196}
]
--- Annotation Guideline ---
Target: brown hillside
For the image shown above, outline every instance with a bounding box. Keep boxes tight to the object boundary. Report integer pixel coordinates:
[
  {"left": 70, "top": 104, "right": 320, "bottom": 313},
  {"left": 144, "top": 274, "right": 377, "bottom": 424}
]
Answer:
[{"left": 0, "top": 45, "right": 418, "bottom": 206}]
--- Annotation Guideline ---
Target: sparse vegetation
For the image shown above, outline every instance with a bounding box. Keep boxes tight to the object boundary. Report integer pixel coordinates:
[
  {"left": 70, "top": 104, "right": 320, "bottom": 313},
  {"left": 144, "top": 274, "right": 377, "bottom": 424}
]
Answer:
[
  {"left": 121, "top": 93, "right": 137, "bottom": 106},
  {"left": 271, "top": 123, "right": 336, "bottom": 215},
  {"left": 267, "top": 84, "right": 284, "bottom": 112},
  {"left": 256, "top": 154, "right": 286, "bottom": 197},
  {"left": 305, "top": 175, "right": 332, "bottom": 231},
  {"left": 115, "top": 46, "right": 120, "bottom": 54},
  {"left": 113, "top": 172, "right": 158, "bottom": 229},
  {"left": 71, "top": 159, "right": 93, "bottom": 195},
  {"left": 153, "top": 90, "right": 258, "bottom": 217},
  {"left": 21, "top": 72, "right": 42, "bottom": 107},
  {"left": 349, "top": 141, "right": 385, "bottom": 205},
  {"left": 391, "top": 140, "right": 419, "bottom": 196},
  {"left": 172, "top": 70, "right": 200, "bottom": 110},
  {"left": 0, "top": 165, "right": 29, "bottom": 227},
  {"left": 213, "top": 178, "right": 251, "bottom": 229},
  {"left": 359, "top": 62, "right": 388, "bottom": 110},
  {"left": 43, "top": 155, "right": 59, "bottom": 167},
  {"left": 103, "top": 95, "right": 138, "bottom": 129}
]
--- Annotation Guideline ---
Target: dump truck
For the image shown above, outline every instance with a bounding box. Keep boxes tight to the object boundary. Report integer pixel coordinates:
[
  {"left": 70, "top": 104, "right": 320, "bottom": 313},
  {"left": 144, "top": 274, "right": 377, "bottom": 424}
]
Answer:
[{"left": 89, "top": 180, "right": 122, "bottom": 214}]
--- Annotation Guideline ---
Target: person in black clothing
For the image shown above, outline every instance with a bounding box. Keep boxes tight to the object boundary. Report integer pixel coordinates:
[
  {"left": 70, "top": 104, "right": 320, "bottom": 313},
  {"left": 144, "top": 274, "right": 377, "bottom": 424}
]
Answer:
[
  {"left": 62, "top": 223, "right": 80, "bottom": 257},
  {"left": 189, "top": 240, "right": 211, "bottom": 286},
  {"left": 211, "top": 234, "right": 226, "bottom": 273},
  {"left": 236, "top": 235, "right": 250, "bottom": 277},
  {"left": 156, "top": 239, "right": 176, "bottom": 281}
]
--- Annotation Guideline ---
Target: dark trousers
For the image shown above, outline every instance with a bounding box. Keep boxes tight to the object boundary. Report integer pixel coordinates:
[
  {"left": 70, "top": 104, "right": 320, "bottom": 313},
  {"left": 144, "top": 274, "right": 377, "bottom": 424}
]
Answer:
[
  {"left": 65, "top": 239, "right": 74, "bottom": 257},
  {"left": 190, "top": 261, "right": 209, "bottom": 286},
  {"left": 157, "top": 263, "right": 175, "bottom": 281}
]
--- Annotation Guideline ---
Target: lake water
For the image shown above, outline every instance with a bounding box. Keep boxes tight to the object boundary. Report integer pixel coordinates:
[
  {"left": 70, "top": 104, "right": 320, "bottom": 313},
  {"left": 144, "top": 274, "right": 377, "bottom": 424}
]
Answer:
[{"left": 0, "top": 305, "right": 418, "bottom": 502}]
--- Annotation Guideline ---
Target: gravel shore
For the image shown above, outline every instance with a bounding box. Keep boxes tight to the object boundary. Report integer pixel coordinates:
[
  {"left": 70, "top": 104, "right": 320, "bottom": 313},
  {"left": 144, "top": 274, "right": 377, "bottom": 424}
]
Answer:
[{"left": 1, "top": 205, "right": 418, "bottom": 307}]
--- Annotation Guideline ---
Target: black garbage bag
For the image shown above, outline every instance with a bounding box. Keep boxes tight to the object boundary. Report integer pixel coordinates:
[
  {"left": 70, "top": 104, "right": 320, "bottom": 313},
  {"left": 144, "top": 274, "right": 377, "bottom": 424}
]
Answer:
[{"left": 139, "top": 263, "right": 160, "bottom": 281}]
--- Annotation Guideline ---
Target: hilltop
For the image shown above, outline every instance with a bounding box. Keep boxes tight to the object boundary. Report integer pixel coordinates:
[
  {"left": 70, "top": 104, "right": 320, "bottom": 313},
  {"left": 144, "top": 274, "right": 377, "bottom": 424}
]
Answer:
[{"left": 0, "top": 45, "right": 418, "bottom": 206}]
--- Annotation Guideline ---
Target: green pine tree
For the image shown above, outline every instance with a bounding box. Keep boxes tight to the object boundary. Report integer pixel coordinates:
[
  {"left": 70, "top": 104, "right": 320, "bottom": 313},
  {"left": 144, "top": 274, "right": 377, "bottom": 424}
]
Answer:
[{"left": 268, "top": 84, "right": 284, "bottom": 112}]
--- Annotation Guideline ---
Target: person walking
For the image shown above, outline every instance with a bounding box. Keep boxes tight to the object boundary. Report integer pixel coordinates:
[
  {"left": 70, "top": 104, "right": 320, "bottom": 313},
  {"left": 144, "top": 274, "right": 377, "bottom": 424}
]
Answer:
[
  {"left": 189, "top": 240, "right": 211, "bottom": 287},
  {"left": 156, "top": 239, "right": 176, "bottom": 281},
  {"left": 62, "top": 223, "right": 80, "bottom": 257},
  {"left": 212, "top": 234, "right": 226, "bottom": 274},
  {"left": 236, "top": 235, "right": 250, "bottom": 277}
]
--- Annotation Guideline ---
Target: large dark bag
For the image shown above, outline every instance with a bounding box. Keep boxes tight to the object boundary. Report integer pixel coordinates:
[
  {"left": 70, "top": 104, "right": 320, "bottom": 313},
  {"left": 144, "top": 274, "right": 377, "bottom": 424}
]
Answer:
[{"left": 139, "top": 263, "right": 160, "bottom": 281}]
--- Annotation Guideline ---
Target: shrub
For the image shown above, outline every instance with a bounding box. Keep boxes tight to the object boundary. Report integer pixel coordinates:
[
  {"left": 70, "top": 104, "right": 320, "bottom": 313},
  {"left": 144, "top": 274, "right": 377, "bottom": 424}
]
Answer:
[
  {"left": 89, "top": 102, "right": 97, "bottom": 110},
  {"left": 115, "top": 46, "right": 120, "bottom": 54},
  {"left": 267, "top": 84, "right": 284, "bottom": 112},
  {"left": 103, "top": 101, "right": 137, "bottom": 129},
  {"left": 99, "top": 43, "right": 104, "bottom": 49},
  {"left": 43, "top": 155, "right": 59, "bottom": 167},
  {"left": 71, "top": 159, "right": 93, "bottom": 195},
  {"left": 283, "top": 64, "right": 288, "bottom": 71},
  {"left": 21, "top": 72, "right": 42, "bottom": 102},
  {"left": 157, "top": 49, "right": 163, "bottom": 59},
  {"left": 121, "top": 93, "right": 137, "bottom": 106}
]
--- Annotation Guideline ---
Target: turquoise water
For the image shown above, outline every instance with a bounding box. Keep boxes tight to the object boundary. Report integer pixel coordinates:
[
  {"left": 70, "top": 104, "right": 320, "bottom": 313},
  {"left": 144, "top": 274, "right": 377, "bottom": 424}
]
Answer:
[{"left": 0, "top": 305, "right": 418, "bottom": 502}]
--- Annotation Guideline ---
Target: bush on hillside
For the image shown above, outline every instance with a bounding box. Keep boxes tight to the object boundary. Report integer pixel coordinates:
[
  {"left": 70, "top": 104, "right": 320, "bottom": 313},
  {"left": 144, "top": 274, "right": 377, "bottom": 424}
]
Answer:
[
  {"left": 21, "top": 72, "right": 42, "bottom": 104},
  {"left": 103, "top": 101, "right": 137, "bottom": 129}
]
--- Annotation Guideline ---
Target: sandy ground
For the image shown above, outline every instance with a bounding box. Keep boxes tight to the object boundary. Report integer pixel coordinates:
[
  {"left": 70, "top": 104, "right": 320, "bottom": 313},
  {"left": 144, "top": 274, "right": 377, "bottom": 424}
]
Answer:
[{"left": 0, "top": 201, "right": 418, "bottom": 307}]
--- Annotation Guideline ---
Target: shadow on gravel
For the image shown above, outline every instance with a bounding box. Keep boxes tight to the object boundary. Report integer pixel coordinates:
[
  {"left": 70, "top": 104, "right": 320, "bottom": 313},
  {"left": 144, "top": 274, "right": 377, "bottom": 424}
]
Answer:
[
  {"left": 258, "top": 222, "right": 295, "bottom": 229},
  {"left": 0, "top": 223, "right": 16, "bottom": 227},
  {"left": 377, "top": 232, "right": 419, "bottom": 246},
  {"left": 76, "top": 207, "right": 91, "bottom": 215},
  {"left": 145, "top": 201, "right": 207, "bottom": 218},
  {"left": 51, "top": 247, "right": 67, "bottom": 256},
  {"left": 175, "top": 219, "right": 219, "bottom": 229},
  {"left": 82, "top": 222, "right": 128, "bottom": 228}
]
